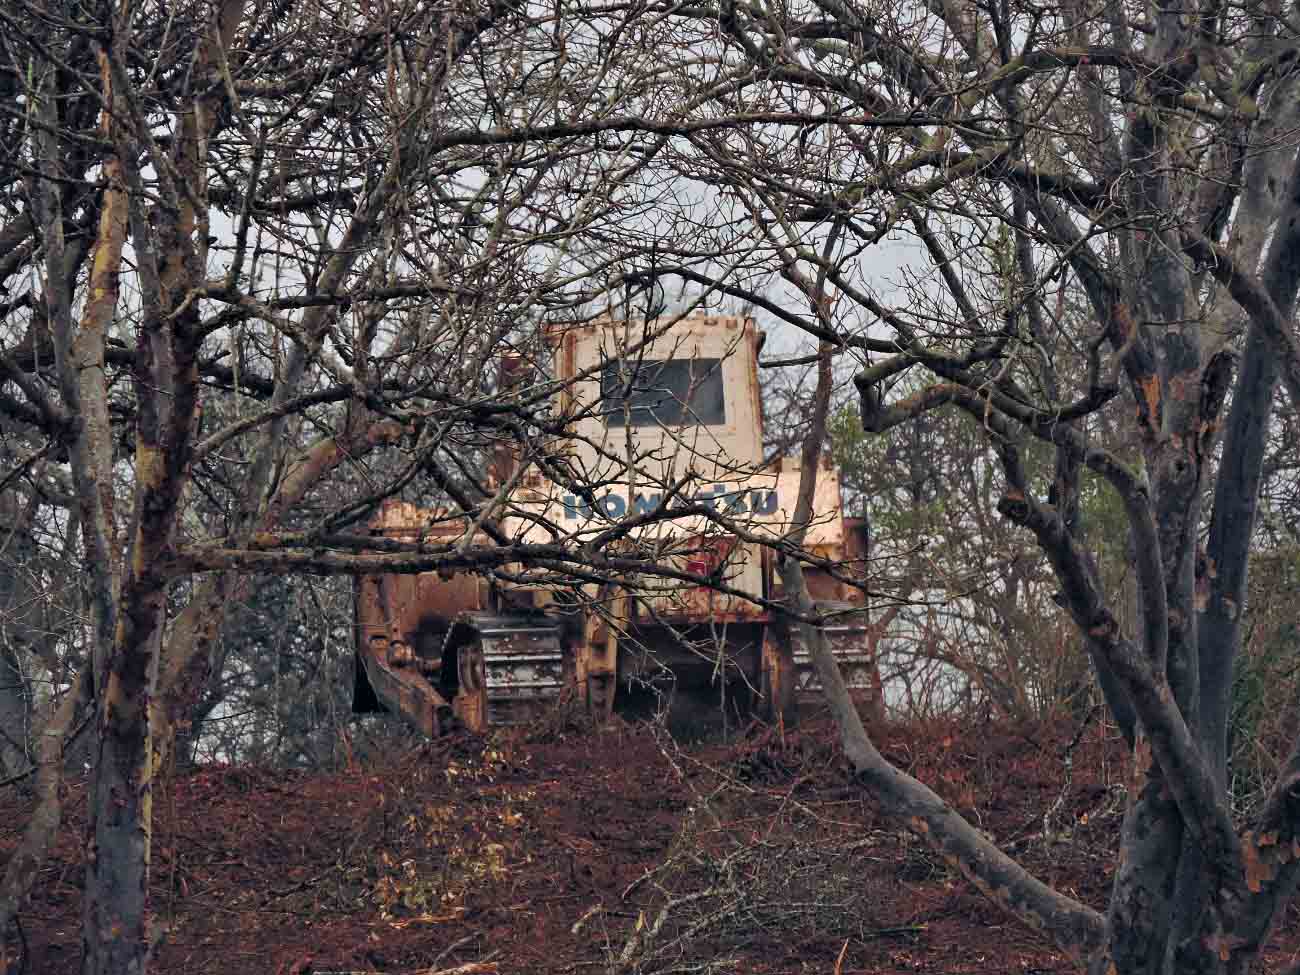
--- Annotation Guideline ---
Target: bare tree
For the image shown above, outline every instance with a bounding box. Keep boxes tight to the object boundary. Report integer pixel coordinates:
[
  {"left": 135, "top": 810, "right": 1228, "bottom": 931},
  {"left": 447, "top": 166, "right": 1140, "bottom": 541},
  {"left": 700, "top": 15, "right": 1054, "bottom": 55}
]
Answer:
[
  {"left": 606, "top": 0, "right": 1300, "bottom": 971},
  {"left": 6, "top": 0, "right": 1300, "bottom": 971},
  {"left": 0, "top": 0, "right": 796, "bottom": 968},
  {"left": 828, "top": 381, "right": 1101, "bottom": 721}
]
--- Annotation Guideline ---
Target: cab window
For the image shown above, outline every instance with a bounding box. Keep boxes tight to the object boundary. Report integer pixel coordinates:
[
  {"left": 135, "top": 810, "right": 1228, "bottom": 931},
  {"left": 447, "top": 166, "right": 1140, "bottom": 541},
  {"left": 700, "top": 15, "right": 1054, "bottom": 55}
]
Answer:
[{"left": 601, "top": 358, "right": 726, "bottom": 427}]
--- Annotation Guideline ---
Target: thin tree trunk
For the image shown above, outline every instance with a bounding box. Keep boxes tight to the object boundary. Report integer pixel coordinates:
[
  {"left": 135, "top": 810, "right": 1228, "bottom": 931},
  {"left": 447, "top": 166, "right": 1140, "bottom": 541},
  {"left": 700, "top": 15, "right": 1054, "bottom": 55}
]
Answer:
[
  {"left": 0, "top": 670, "right": 91, "bottom": 945},
  {"left": 0, "top": 491, "right": 38, "bottom": 778},
  {"left": 786, "top": 343, "right": 1107, "bottom": 963}
]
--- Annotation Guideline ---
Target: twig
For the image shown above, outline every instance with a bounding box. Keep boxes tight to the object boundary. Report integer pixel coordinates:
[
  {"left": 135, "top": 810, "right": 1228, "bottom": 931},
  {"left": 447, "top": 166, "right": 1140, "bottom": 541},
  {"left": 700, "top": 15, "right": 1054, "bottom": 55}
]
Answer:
[
  {"left": 0, "top": 699, "right": 96, "bottom": 789},
  {"left": 1042, "top": 706, "right": 1098, "bottom": 844},
  {"left": 430, "top": 933, "right": 482, "bottom": 967},
  {"left": 833, "top": 939, "right": 848, "bottom": 975}
]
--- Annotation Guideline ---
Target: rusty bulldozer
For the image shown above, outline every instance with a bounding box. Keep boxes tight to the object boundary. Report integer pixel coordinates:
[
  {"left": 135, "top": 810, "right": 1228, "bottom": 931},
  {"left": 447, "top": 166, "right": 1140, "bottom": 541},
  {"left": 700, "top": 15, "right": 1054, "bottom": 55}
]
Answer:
[{"left": 353, "top": 314, "right": 878, "bottom": 735}]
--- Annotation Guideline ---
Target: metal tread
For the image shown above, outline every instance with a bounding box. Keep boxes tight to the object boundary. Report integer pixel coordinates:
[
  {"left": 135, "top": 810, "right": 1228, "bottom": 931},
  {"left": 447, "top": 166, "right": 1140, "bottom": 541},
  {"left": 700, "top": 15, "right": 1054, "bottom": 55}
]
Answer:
[
  {"left": 445, "top": 612, "right": 567, "bottom": 724},
  {"left": 790, "top": 604, "right": 873, "bottom": 695}
]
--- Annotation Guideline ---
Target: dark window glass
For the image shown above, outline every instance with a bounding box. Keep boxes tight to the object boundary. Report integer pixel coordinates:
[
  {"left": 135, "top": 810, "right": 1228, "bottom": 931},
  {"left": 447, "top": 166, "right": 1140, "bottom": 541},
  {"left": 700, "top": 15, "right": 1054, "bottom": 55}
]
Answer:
[{"left": 601, "top": 358, "right": 726, "bottom": 427}]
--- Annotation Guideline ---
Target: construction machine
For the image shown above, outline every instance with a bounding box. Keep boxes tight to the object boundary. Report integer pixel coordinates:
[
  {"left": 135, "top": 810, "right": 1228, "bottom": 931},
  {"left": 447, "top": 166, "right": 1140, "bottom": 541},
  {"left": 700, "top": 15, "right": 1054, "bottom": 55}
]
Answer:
[{"left": 352, "top": 313, "right": 877, "bottom": 735}]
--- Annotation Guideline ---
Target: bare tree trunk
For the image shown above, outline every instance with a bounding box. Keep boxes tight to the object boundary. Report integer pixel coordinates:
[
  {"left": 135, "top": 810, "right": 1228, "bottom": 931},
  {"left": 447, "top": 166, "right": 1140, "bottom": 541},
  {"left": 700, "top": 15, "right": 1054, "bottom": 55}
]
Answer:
[
  {"left": 0, "top": 492, "right": 38, "bottom": 779},
  {"left": 0, "top": 651, "right": 29, "bottom": 781},
  {"left": 784, "top": 346, "right": 1107, "bottom": 964},
  {"left": 0, "top": 670, "right": 91, "bottom": 943}
]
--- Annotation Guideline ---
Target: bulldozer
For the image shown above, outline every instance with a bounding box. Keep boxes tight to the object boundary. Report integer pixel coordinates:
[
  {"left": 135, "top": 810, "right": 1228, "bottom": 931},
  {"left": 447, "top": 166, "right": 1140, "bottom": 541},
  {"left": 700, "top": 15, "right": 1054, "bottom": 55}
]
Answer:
[{"left": 352, "top": 313, "right": 878, "bottom": 735}]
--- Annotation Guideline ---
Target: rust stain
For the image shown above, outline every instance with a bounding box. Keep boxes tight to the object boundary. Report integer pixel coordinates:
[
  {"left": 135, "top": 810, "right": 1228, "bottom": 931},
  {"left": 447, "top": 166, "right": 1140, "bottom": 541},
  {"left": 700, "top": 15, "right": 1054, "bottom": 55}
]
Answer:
[
  {"left": 1242, "top": 831, "right": 1277, "bottom": 893},
  {"left": 1112, "top": 303, "right": 1137, "bottom": 343},
  {"left": 1168, "top": 373, "right": 1196, "bottom": 403},
  {"left": 1138, "top": 375, "right": 1161, "bottom": 427}
]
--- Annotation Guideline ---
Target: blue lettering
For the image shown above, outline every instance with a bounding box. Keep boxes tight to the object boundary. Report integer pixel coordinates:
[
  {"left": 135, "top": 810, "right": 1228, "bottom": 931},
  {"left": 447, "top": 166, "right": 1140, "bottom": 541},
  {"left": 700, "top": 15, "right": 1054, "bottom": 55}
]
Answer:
[
  {"left": 632, "top": 493, "right": 660, "bottom": 515},
  {"left": 750, "top": 490, "right": 778, "bottom": 515},
  {"left": 566, "top": 488, "right": 778, "bottom": 519},
  {"left": 562, "top": 495, "right": 591, "bottom": 520},
  {"left": 694, "top": 483, "right": 724, "bottom": 511}
]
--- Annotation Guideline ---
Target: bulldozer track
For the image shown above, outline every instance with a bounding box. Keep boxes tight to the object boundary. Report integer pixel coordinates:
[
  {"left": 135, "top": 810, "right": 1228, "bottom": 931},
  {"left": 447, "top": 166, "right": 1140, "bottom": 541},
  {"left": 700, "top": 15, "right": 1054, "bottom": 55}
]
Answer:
[{"left": 444, "top": 614, "right": 567, "bottom": 726}]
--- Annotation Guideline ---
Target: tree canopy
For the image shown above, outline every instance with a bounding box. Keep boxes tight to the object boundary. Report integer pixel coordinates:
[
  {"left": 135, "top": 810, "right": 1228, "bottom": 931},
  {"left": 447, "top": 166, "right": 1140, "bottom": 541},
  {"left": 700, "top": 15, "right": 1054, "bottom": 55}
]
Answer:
[{"left": 3, "top": 0, "right": 1300, "bottom": 971}]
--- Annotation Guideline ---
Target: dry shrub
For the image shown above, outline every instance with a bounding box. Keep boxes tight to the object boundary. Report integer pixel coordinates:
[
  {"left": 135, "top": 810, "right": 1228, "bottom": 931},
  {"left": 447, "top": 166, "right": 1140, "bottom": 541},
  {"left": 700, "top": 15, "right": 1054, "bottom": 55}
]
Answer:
[
  {"left": 606, "top": 728, "right": 914, "bottom": 974},
  {"left": 1231, "top": 550, "right": 1300, "bottom": 817}
]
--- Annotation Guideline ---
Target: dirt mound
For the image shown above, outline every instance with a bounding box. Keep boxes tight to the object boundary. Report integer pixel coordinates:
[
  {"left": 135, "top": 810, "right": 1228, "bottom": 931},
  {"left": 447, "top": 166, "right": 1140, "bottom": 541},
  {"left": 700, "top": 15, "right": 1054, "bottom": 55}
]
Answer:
[{"left": 4, "top": 715, "right": 1298, "bottom": 974}]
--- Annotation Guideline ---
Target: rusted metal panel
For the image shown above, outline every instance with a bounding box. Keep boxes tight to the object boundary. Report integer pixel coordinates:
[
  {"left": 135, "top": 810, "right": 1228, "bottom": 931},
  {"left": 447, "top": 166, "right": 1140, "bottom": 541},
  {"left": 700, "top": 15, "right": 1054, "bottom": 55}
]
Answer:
[
  {"left": 842, "top": 518, "right": 869, "bottom": 565},
  {"left": 359, "top": 501, "right": 490, "bottom": 641},
  {"left": 353, "top": 503, "right": 493, "bottom": 735},
  {"left": 761, "top": 625, "right": 795, "bottom": 722},
  {"left": 633, "top": 537, "right": 768, "bottom": 621},
  {"left": 413, "top": 571, "right": 485, "bottom": 624},
  {"left": 803, "top": 552, "right": 850, "bottom": 603},
  {"left": 370, "top": 499, "right": 466, "bottom": 537},
  {"left": 354, "top": 573, "right": 456, "bottom": 738}
]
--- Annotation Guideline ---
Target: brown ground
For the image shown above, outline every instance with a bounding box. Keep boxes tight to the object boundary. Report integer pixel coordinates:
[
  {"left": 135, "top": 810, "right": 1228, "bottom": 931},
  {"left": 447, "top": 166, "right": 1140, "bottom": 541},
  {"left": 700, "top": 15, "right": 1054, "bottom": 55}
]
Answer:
[{"left": 6, "top": 712, "right": 1299, "bottom": 974}]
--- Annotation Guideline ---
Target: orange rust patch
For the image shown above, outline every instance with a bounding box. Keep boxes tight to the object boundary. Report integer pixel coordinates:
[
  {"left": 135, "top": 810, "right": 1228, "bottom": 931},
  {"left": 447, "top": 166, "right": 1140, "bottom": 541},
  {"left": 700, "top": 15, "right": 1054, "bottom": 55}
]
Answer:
[
  {"left": 1138, "top": 375, "right": 1161, "bottom": 426},
  {"left": 1243, "top": 831, "right": 1278, "bottom": 893},
  {"left": 1168, "top": 373, "right": 1197, "bottom": 403},
  {"left": 1112, "top": 303, "right": 1137, "bottom": 341}
]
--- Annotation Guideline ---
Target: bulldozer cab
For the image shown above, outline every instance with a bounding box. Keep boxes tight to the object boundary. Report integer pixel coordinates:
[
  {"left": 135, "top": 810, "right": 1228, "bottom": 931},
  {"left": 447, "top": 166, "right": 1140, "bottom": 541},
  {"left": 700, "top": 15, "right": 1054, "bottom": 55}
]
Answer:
[{"left": 353, "top": 314, "right": 876, "bottom": 735}]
